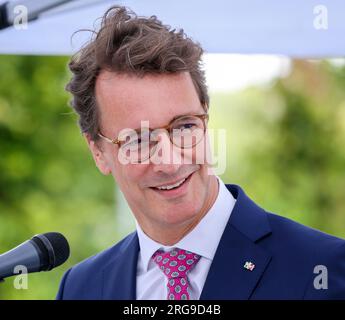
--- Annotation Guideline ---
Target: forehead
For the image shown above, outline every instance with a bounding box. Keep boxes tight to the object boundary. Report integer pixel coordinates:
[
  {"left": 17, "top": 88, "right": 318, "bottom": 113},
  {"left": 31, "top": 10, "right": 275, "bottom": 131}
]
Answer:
[{"left": 95, "top": 71, "right": 203, "bottom": 133}]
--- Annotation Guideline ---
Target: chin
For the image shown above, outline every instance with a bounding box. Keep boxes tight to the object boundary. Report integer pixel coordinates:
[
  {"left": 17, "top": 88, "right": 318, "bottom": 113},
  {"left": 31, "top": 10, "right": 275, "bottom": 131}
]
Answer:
[{"left": 159, "top": 202, "right": 201, "bottom": 226}]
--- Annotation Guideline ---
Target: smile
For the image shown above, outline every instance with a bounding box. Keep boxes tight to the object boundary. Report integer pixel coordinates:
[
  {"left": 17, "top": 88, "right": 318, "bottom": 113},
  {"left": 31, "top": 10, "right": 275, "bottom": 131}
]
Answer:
[
  {"left": 155, "top": 177, "right": 187, "bottom": 190},
  {"left": 150, "top": 172, "right": 194, "bottom": 198}
]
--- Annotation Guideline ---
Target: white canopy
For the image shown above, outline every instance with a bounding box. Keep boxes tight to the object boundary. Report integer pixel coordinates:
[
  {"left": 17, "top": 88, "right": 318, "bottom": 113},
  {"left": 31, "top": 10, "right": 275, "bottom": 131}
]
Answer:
[{"left": 0, "top": 0, "right": 344, "bottom": 57}]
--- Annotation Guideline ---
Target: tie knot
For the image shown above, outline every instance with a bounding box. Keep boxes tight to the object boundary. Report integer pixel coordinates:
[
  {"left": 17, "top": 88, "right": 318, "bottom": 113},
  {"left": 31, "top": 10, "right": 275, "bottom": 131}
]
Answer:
[{"left": 152, "top": 248, "right": 200, "bottom": 279}]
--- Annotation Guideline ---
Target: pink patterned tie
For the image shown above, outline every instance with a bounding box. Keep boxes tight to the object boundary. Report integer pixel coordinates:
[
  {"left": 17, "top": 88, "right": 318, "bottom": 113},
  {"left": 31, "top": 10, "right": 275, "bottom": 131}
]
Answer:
[{"left": 152, "top": 248, "right": 201, "bottom": 300}]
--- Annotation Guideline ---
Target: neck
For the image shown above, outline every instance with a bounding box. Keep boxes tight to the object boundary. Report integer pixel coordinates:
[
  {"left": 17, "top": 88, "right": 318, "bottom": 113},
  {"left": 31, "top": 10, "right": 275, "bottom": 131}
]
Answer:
[{"left": 141, "top": 175, "right": 219, "bottom": 245}]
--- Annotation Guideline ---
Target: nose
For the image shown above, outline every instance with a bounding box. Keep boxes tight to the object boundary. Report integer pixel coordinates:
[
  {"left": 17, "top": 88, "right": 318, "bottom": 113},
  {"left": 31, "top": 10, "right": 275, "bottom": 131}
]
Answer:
[{"left": 151, "top": 130, "right": 183, "bottom": 174}]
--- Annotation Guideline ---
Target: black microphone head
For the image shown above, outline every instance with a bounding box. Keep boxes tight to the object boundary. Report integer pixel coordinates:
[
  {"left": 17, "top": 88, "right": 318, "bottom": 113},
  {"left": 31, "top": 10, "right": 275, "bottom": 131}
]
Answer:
[
  {"left": 31, "top": 232, "right": 70, "bottom": 270},
  {"left": 43, "top": 232, "right": 70, "bottom": 268}
]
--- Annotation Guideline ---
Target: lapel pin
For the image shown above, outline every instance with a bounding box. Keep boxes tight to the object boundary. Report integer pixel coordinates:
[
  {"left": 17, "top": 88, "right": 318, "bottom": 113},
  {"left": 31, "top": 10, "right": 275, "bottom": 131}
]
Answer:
[{"left": 244, "top": 261, "right": 255, "bottom": 271}]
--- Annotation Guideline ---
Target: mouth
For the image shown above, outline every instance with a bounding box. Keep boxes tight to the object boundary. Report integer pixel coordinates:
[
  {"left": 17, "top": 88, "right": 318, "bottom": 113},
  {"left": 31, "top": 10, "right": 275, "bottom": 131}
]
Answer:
[{"left": 149, "top": 172, "right": 194, "bottom": 199}]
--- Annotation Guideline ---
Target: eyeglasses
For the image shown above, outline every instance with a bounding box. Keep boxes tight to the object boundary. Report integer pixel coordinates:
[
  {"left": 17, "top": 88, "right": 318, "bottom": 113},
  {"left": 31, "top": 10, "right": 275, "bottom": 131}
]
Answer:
[{"left": 98, "top": 113, "right": 209, "bottom": 163}]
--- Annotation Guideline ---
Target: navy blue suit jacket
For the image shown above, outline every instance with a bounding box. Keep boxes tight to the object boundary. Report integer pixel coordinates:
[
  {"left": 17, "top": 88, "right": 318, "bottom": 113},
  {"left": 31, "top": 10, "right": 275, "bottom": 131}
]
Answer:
[{"left": 56, "top": 184, "right": 345, "bottom": 299}]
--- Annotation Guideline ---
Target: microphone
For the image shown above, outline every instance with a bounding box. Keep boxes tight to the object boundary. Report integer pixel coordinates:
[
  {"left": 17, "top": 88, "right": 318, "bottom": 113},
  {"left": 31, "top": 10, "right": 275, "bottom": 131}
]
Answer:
[{"left": 0, "top": 232, "right": 70, "bottom": 281}]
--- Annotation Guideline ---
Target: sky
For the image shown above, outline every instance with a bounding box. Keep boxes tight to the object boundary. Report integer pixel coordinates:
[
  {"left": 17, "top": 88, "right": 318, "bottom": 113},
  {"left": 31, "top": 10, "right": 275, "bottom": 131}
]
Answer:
[{"left": 203, "top": 54, "right": 291, "bottom": 93}]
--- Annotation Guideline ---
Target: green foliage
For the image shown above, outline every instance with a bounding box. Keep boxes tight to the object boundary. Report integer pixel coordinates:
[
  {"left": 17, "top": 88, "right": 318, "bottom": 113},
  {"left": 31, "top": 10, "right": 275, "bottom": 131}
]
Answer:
[
  {"left": 210, "top": 60, "right": 345, "bottom": 237},
  {"left": 0, "top": 56, "right": 118, "bottom": 299},
  {"left": 0, "top": 56, "right": 344, "bottom": 299}
]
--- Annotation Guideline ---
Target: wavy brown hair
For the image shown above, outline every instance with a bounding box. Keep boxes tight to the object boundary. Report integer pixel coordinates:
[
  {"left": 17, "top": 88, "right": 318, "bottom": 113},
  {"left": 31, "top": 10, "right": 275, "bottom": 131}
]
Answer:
[{"left": 66, "top": 5, "right": 209, "bottom": 141}]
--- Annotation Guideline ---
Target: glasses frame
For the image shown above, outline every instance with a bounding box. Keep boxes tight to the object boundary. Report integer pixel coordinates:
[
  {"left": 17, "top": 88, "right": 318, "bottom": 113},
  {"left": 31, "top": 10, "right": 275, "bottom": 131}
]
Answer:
[
  {"left": 98, "top": 113, "right": 209, "bottom": 147},
  {"left": 97, "top": 113, "right": 209, "bottom": 164}
]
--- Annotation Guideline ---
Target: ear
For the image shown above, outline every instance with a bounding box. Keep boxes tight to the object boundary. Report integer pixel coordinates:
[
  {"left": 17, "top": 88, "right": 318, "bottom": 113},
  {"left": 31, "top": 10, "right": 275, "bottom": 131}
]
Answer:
[{"left": 84, "top": 133, "right": 112, "bottom": 175}]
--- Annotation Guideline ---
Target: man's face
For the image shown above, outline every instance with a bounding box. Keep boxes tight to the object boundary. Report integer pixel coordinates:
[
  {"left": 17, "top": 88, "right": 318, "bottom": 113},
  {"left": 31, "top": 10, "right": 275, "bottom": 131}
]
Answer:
[{"left": 89, "top": 71, "right": 216, "bottom": 236}]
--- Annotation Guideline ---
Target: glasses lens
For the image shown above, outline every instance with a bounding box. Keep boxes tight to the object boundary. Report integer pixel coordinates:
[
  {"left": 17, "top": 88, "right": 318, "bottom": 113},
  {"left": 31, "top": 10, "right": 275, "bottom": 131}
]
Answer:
[
  {"left": 120, "top": 129, "right": 155, "bottom": 163},
  {"left": 171, "top": 115, "right": 205, "bottom": 148}
]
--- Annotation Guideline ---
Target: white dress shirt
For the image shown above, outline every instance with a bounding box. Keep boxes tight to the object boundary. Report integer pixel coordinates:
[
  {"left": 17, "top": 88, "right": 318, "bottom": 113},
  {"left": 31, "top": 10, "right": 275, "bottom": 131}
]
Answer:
[{"left": 135, "top": 176, "right": 236, "bottom": 300}]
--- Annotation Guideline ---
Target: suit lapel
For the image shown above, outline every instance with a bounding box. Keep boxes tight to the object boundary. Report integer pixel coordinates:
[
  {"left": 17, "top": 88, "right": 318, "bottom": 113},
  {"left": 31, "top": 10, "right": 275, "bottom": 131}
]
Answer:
[
  {"left": 200, "top": 224, "right": 272, "bottom": 299},
  {"left": 101, "top": 232, "right": 139, "bottom": 300},
  {"left": 200, "top": 184, "right": 272, "bottom": 300}
]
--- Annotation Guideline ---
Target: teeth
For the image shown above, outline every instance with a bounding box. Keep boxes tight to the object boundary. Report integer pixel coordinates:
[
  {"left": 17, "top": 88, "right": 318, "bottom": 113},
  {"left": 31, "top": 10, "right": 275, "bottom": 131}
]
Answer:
[{"left": 156, "top": 178, "right": 186, "bottom": 190}]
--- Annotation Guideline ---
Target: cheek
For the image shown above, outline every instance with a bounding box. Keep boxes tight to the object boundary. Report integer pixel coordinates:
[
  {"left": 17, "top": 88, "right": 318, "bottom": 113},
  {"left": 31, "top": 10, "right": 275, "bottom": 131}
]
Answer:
[
  {"left": 112, "top": 160, "right": 148, "bottom": 192},
  {"left": 192, "top": 166, "right": 211, "bottom": 197},
  {"left": 178, "top": 136, "right": 211, "bottom": 166}
]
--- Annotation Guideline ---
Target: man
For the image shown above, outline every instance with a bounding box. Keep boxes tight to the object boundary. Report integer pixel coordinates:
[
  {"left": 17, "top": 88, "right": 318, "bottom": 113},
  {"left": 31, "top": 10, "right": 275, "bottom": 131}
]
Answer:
[{"left": 56, "top": 6, "right": 345, "bottom": 300}]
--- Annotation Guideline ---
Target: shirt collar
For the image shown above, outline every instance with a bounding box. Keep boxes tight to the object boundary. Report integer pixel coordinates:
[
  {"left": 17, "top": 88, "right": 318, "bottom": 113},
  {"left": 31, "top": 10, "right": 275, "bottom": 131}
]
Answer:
[{"left": 135, "top": 176, "right": 236, "bottom": 271}]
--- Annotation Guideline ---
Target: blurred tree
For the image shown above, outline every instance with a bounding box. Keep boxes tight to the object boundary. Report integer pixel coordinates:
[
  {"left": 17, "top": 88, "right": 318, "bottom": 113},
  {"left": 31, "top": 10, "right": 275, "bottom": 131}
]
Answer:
[
  {"left": 211, "top": 60, "right": 345, "bottom": 237},
  {"left": 0, "top": 56, "right": 118, "bottom": 299}
]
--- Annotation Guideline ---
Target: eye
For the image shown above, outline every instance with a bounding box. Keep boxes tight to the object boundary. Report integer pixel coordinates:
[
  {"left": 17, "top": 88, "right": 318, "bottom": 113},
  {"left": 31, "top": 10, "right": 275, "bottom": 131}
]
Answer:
[
  {"left": 126, "top": 139, "right": 139, "bottom": 147},
  {"left": 173, "top": 116, "right": 201, "bottom": 131},
  {"left": 121, "top": 135, "right": 139, "bottom": 149},
  {"left": 123, "top": 131, "right": 151, "bottom": 148},
  {"left": 181, "top": 123, "right": 196, "bottom": 129},
  {"left": 174, "top": 122, "right": 198, "bottom": 131}
]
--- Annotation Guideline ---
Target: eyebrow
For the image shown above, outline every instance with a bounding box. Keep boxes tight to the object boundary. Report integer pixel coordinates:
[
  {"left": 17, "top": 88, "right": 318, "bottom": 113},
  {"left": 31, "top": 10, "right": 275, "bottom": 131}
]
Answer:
[
  {"left": 112, "top": 110, "right": 207, "bottom": 141},
  {"left": 170, "top": 112, "right": 201, "bottom": 123},
  {"left": 130, "top": 112, "right": 205, "bottom": 132}
]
